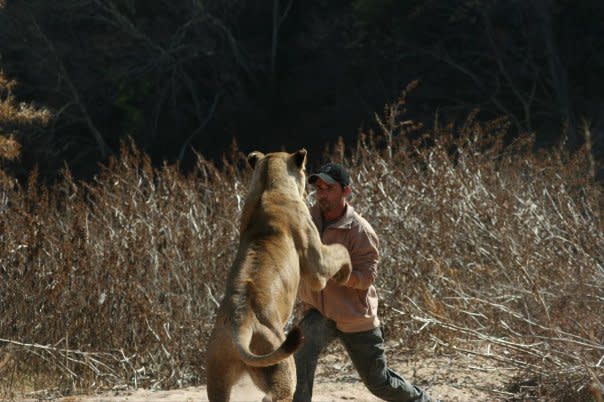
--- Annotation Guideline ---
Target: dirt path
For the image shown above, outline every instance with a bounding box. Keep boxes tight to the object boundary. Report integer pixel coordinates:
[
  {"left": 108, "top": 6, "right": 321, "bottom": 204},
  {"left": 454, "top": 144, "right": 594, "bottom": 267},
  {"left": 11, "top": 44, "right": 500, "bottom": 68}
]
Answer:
[
  {"left": 16, "top": 347, "right": 513, "bottom": 401},
  {"left": 31, "top": 373, "right": 498, "bottom": 402}
]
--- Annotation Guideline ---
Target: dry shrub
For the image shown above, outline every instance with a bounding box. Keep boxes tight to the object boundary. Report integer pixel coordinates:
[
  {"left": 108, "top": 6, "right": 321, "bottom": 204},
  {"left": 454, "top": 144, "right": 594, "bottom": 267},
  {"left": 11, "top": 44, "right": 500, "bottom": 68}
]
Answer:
[
  {"left": 0, "top": 87, "right": 602, "bottom": 401},
  {"left": 0, "top": 71, "right": 52, "bottom": 187},
  {"left": 340, "top": 89, "right": 603, "bottom": 401},
  {"left": 0, "top": 72, "right": 51, "bottom": 129},
  {"left": 0, "top": 142, "right": 249, "bottom": 394}
]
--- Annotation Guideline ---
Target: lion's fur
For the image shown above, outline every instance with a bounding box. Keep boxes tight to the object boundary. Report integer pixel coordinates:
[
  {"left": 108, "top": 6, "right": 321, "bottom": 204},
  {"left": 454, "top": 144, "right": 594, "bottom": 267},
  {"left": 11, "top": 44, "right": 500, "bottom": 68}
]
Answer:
[{"left": 206, "top": 149, "right": 352, "bottom": 402}]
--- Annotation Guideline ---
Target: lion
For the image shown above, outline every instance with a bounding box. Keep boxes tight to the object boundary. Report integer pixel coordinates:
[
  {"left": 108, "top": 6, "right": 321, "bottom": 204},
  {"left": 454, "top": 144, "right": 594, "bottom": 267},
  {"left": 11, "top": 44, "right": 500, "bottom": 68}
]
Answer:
[{"left": 206, "top": 149, "right": 352, "bottom": 402}]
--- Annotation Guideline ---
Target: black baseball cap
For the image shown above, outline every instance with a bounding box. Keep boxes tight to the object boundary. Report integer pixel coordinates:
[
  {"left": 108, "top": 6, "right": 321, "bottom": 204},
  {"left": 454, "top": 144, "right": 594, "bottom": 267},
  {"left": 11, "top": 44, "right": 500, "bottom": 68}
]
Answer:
[{"left": 308, "top": 163, "right": 351, "bottom": 187}]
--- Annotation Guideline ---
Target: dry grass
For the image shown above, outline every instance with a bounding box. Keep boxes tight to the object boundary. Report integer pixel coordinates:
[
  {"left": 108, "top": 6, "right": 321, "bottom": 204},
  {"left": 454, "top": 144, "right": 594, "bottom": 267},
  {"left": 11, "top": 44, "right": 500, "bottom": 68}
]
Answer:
[
  {"left": 0, "top": 72, "right": 51, "bottom": 129},
  {"left": 0, "top": 87, "right": 602, "bottom": 401}
]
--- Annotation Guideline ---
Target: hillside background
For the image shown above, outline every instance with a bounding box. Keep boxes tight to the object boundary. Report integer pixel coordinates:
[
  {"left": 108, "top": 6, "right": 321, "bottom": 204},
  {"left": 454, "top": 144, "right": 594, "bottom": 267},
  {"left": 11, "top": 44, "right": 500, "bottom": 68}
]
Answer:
[{"left": 1, "top": 0, "right": 604, "bottom": 181}]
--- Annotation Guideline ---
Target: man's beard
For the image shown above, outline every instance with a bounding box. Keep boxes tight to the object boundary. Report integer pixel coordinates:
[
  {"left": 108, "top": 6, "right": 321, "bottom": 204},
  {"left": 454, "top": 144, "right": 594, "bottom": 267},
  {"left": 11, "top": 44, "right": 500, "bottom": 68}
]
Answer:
[{"left": 318, "top": 199, "right": 335, "bottom": 213}]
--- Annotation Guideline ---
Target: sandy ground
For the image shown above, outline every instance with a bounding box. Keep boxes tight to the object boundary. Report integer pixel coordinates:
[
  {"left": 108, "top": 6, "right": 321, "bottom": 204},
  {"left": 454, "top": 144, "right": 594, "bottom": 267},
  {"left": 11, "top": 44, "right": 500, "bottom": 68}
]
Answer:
[{"left": 13, "top": 344, "right": 514, "bottom": 402}]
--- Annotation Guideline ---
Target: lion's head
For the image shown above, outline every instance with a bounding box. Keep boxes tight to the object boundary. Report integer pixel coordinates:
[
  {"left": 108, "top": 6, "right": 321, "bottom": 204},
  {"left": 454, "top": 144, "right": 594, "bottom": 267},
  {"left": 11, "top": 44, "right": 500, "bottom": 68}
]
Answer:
[{"left": 247, "top": 149, "right": 307, "bottom": 198}]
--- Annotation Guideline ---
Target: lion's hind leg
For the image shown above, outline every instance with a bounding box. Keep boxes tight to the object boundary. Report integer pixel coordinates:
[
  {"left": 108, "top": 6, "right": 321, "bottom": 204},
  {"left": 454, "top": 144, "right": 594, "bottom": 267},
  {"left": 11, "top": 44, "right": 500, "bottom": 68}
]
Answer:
[
  {"left": 247, "top": 327, "right": 296, "bottom": 402},
  {"left": 206, "top": 324, "right": 245, "bottom": 402},
  {"left": 206, "top": 353, "right": 245, "bottom": 402},
  {"left": 248, "top": 356, "right": 296, "bottom": 402}
]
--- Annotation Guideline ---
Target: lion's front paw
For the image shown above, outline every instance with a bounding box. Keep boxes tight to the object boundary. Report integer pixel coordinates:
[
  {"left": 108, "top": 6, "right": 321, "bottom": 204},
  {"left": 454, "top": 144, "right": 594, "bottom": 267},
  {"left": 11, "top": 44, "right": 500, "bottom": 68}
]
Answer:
[{"left": 332, "top": 263, "right": 351, "bottom": 285}]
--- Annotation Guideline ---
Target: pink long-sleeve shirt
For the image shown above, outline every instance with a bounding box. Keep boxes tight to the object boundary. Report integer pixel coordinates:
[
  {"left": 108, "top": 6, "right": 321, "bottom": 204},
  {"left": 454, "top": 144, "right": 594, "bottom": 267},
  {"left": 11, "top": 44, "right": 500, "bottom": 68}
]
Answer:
[{"left": 298, "top": 203, "right": 380, "bottom": 333}]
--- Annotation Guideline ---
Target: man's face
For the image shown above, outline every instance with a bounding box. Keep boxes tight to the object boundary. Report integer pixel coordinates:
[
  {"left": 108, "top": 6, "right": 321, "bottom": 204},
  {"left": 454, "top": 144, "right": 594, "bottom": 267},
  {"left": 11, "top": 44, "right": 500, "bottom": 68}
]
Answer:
[{"left": 313, "top": 177, "right": 346, "bottom": 214}]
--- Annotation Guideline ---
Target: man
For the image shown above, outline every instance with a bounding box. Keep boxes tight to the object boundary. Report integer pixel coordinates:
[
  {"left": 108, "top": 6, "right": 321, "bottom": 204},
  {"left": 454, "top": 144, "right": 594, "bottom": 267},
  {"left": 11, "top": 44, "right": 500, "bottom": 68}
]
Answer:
[{"left": 294, "top": 163, "right": 437, "bottom": 402}]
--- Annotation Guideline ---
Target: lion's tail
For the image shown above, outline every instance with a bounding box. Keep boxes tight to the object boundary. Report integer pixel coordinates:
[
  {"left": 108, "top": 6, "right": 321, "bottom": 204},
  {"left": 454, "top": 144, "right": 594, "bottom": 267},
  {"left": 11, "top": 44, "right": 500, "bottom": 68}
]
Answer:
[{"left": 233, "top": 322, "right": 304, "bottom": 367}]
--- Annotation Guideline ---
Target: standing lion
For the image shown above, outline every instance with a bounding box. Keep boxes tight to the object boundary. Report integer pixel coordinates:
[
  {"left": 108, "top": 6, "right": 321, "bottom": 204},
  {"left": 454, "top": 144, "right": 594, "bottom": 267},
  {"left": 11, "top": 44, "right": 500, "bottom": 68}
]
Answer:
[{"left": 206, "top": 149, "right": 352, "bottom": 402}]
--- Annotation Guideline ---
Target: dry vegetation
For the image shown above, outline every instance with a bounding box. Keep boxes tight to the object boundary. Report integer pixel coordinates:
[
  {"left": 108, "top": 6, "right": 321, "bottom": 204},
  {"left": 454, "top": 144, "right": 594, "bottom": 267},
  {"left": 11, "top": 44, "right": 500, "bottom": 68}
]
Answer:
[
  {"left": 0, "top": 83, "right": 603, "bottom": 401},
  {"left": 0, "top": 71, "right": 52, "bottom": 186}
]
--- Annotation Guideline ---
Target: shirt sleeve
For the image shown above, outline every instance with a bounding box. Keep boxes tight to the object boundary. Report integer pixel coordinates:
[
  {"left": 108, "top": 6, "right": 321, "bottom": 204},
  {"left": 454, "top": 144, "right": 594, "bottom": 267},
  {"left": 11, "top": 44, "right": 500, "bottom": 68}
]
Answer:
[{"left": 344, "top": 224, "right": 379, "bottom": 290}]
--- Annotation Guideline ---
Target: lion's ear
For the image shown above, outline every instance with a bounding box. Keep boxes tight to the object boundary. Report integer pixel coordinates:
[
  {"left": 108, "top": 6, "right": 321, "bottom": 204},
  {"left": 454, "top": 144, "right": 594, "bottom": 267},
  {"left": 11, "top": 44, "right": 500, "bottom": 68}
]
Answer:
[
  {"left": 247, "top": 151, "right": 264, "bottom": 168},
  {"left": 293, "top": 148, "right": 307, "bottom": 169}
]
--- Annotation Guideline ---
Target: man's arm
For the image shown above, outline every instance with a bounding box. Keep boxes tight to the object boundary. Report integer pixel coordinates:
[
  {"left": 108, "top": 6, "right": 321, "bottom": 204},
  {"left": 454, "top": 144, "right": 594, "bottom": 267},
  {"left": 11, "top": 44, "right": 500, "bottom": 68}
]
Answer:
[{"left": 343, "top": 226, "right": 379, "bottom": 289}]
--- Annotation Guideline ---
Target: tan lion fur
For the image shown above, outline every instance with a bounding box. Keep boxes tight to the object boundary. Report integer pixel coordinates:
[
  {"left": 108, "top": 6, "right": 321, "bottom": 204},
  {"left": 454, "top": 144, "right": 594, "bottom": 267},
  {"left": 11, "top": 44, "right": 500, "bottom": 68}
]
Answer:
[{"left": 206, "top": 149, "right": 352, "bottom": 402}]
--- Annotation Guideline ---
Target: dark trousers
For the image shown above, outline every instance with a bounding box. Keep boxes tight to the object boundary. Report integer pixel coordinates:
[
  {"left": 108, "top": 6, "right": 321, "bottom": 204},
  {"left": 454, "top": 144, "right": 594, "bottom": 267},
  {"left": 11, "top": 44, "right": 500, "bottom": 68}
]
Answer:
[{"left": 293, "top": 309, "right": 433, "bottom": 402}]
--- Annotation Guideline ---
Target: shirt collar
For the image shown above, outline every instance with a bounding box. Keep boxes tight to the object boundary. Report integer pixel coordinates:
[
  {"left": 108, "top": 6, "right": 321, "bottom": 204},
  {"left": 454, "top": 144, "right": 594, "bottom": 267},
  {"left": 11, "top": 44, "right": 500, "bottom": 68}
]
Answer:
[{"left": 311, "top": 202, "right": 355, "bottom": 230}]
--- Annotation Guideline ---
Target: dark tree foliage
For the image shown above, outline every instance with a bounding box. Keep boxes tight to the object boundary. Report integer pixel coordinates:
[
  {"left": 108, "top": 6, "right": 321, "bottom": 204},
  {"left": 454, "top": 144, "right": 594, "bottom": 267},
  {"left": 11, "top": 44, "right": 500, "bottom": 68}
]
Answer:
[
  {"left": 353, "top": 0, "right": 604, "bottom": 145},
  {"left": 0, "top": 0, "right": 602, "bottom": 181}
]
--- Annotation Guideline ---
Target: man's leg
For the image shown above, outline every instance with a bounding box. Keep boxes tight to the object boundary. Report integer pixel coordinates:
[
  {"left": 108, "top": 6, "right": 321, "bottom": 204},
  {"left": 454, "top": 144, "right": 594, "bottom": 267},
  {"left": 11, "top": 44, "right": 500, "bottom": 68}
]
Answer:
[
  {"left": 340, "top": 326, "right": 434, "bottom": 402},
  {"left": 293, "top": 309, "right": 337, "bottom": 402}
]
